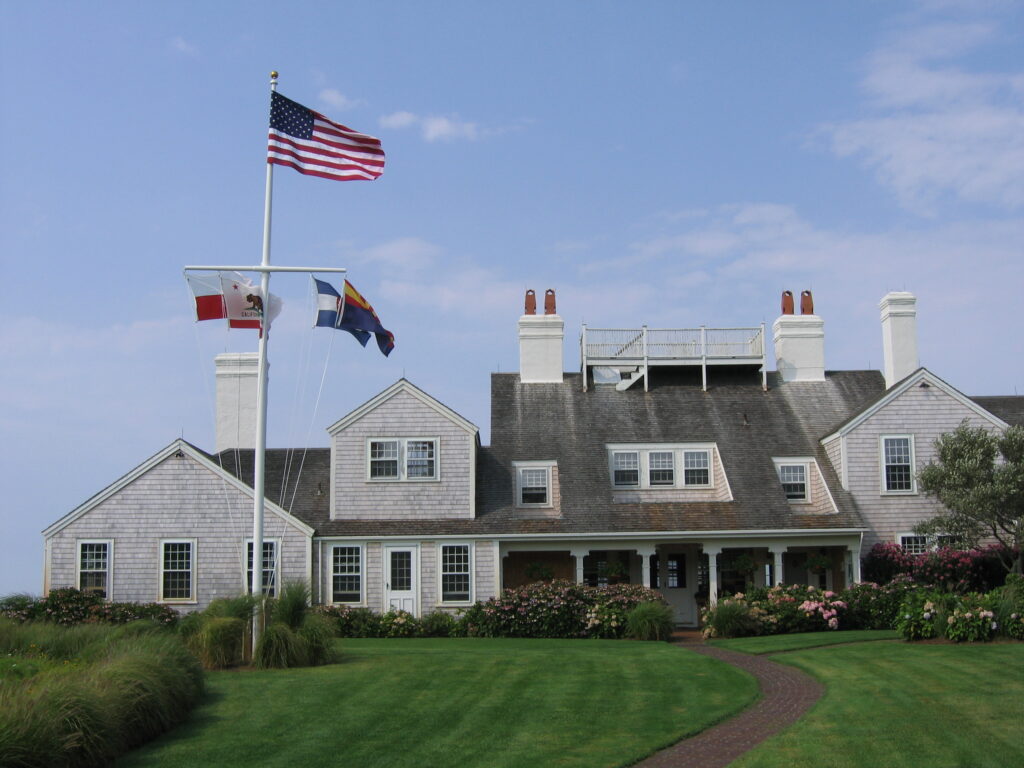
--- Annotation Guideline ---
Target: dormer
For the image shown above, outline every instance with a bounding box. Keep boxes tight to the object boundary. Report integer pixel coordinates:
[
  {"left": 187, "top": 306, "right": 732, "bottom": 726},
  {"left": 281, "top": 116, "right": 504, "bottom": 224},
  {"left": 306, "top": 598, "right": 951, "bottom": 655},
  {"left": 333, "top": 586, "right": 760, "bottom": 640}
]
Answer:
[{"left": 326, "top": 379, "right": 479, "bottom": 520}]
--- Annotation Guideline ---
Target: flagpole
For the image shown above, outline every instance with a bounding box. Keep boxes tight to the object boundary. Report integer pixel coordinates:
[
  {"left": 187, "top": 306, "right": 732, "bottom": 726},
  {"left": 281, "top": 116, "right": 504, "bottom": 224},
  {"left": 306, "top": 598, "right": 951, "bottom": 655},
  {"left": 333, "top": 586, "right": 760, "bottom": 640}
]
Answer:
[{"left": 251, "top": 70, "right": 279, "bottom": 648}]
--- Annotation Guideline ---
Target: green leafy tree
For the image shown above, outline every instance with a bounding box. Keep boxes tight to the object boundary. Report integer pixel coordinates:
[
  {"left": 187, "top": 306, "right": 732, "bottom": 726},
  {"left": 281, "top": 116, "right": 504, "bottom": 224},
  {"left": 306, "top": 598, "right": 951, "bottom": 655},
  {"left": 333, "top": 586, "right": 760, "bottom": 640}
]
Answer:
[{"left": 916, "top": 423, "right": 1024, "bottom": 574}]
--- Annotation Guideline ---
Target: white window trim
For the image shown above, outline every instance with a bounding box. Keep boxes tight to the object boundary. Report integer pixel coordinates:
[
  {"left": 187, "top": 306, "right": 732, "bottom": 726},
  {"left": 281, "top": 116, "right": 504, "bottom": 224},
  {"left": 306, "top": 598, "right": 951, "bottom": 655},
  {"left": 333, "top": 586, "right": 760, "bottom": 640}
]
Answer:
[
  {"left": 896, "top": 532, "right": 955, "bottom": 553},
  {"left": 244, "top": 538, "right": 280, "bottom": 597},
  {"left": 76, "top": 539, "right": 112, "bottom": 599},
  {"left": 159, "top": 539, "right": 197, "bottom": 604},
  {"left": 437, "top": 542, "right": 474, "bottom": 605},
  {"left": 366, "top": 437, "right": 441, "bottom": 482},
  {"left": 514, "top": 461, "right": 554, "bottom": 508},
  {"left": 880, "top": 435, "right": 917, "bottom": 495},
  {"left": 329, "top": 542, "right": 365, "bottom": 606},
  {"left": 606, "top": 444, "right": 716, "bottom": 490},
  {"left": 772, "top": 458, "right": 812, "bottom": 504}
]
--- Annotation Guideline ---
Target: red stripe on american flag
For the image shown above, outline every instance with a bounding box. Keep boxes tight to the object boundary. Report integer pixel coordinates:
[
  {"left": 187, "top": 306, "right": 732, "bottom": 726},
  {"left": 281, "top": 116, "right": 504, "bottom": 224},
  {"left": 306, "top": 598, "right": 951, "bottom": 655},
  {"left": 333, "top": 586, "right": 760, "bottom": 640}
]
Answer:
[
  {"left": 269, "top": 131, "right": 385, "bottom": 169},
  {"left": 268, "top": 133, "right": 384, "bottom": 180},
  {"left": 269, "top": 156, "right": 379, "bottom": 182},
  {"left": 311, "top": 113, "right": 383, "bottom": 147},
  {"left": 268, "top": 142, "right": 382, "bottom": 176}
]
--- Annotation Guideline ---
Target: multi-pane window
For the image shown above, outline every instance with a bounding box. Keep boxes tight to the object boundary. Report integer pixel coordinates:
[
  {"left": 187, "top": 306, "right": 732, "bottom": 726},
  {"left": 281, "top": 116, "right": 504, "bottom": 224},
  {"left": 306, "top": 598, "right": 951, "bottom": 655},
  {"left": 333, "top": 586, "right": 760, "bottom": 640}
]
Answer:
[
  {"left": 369, "top": 440, "right": 400, "bottom": 478},
  {"left": 332, "top": 546, "right": 361, "bottom": 603},
  {"left": 683, "top": 451, "right": 710, "bottom": 486},
  {"left": 441, "top": 544, "right": 471, "bottom": 602},
  {"left": 778, "top": 464, "right": 807, "bottom": 501},
  {"left": 613, "top": 451, "right": 640, "bottom": 486},
  {"left": 883, "top": 437, "right": 914, "bottom": 492},
  {"left": 246, "top": 541, "right": 278, "bottom": 597},
  {"left": 369, "top": 438, "right": 437, "bottom": 480},
  {"left": 78, "top": 542, "right": 109, "bottom": 598},
  {"left": 649, "top": 452, "right": 675, "bottom": 486},
  {"left": 900, "top": 535, "right": 928, "bottom": 555},
  {"left": 406, "top": 441, "right": 436, "bottom": 478},
  {"left": 666, "top": 554, "right": 686, "bottom": 588},
  {"left": 519, "top": 467, "right": 550, "bottom": 505},
  {"left": 161, "top": 541, "right": 193, "bottom": 601}
]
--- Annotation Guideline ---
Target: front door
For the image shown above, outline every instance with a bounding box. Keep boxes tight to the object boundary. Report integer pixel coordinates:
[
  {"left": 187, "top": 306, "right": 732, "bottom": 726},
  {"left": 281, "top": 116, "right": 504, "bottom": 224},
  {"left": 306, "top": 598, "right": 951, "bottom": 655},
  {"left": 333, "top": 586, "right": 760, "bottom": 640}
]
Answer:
[
  {"left": 384, "top": 546, "right": 417, "bottom": 615},
  {"left": 657, "top": 549, "right": 697, "bottom": 626}
]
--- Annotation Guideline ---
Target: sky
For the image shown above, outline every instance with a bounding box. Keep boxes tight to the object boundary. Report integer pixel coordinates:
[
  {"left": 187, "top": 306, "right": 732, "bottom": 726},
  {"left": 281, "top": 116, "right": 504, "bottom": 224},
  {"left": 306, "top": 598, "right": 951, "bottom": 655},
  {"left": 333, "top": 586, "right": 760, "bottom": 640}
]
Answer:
[{"left": 2, "top": 0, "right": 1023, "bottom": 595}]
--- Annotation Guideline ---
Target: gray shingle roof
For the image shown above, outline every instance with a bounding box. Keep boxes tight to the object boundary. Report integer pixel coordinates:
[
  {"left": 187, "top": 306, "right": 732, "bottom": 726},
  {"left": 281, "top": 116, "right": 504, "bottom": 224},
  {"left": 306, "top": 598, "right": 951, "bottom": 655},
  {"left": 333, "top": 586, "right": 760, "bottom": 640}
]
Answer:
[{"left": 971, "top": 396, "right": 1024, "bottom": 426}]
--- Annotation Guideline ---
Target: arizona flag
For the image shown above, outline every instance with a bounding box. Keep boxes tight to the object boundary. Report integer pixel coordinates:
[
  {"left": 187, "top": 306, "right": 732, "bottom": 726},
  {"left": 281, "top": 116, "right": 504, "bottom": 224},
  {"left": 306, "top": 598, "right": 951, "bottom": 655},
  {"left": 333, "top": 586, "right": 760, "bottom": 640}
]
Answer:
[{"left": 313, "top": 277, "right": 394, "bottom": 357}]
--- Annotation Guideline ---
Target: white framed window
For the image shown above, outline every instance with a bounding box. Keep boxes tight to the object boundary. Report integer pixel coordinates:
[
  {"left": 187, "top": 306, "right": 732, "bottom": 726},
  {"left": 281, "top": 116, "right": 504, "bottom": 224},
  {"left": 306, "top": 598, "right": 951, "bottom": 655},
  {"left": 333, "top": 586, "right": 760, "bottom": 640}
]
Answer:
[
  {"left": 514, "top": 462, "right": 553, "bottom": 507},
  {"left": 367, "top": 438, "right": 438, "bottom": 481},
  {"left": 245, "top": 539, "right": 279, "bottom": 597},
  {"left": 773, "top": 460, "right": 810, "bottom": 502},
  {"left": 898, "top": 534, "right": 928, "bottom": 555},
  {"left": 440, "top": 544, "right": 472, "bottom": 603},
  {"left": 881, "top": 435, "right": 916, "bottom": 494},
  {"left": 77, "top": 540, "right": 111, "bottom": 598},
  {"left": 607, "top": 445, "right": 715, "bottom": 489},
  {"left": 160, "top": 539, "right": 195, "bottom": 603},
  {"left": 331, "top": 545, "right": 362, "bottom": 604}
]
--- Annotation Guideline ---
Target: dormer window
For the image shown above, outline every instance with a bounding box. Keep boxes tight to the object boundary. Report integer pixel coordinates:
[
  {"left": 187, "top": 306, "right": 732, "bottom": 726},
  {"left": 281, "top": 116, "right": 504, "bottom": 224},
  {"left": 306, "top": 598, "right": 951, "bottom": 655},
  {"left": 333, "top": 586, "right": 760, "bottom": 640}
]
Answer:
[
  {"left": 607, "top": 445, "right": 714, "bottom": 489},
  {"left": 514, "top": 462, "right": 554, "bottom": 507},
  {"left": 368, "top": 438, "right": 438, "bottom": 481},
  {"left": 773, "top": 458, "right": 811, "bottom": 503}
]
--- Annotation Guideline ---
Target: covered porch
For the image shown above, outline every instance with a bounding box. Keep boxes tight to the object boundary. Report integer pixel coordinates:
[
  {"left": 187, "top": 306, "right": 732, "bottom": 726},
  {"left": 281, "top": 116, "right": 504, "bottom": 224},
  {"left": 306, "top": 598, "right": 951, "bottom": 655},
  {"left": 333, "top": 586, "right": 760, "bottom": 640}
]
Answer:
[{"left": 499, "top": 534, "right": 862, "bottom": 626}]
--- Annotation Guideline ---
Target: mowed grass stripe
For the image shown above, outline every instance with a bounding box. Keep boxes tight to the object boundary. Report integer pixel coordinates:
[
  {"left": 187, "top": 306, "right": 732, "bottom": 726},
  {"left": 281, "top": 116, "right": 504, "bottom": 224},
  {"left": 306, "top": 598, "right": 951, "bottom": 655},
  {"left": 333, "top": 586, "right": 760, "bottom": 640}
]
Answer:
[
  {"left": 117, "top": 638, "right": 757, "bottom": 768},
  {"left": 731, "top": 642, "right": 1024, "bottom": 768}
]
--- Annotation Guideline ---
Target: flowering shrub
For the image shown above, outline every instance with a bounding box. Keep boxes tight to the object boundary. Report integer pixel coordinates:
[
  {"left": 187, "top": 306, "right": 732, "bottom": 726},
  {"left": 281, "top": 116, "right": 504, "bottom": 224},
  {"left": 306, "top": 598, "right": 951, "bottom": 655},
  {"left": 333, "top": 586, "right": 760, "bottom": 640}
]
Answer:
[
  {"left": 842, "top": 577, "right": 922, "bottom": 630},
  {"left": 944, "top": 598, "right": 998, "bottom": 643},
  {"left": 862, "top": 542, "right": 916, "bottom": 584},
  {"left": 380, "top": 609, "right": 418, "bottom": 638},
  {"left": 862, "top": 542, "right": 1018, "bottom": 593},
  {"left": 700, "top": 598, "right": 762, "bottom": 639},
  {"left": 894, "top": 590, "right": 941, "bottom": 640},
  {"left": 462, "top": 581, "right": 666, "bottom": 639},
  {"left": 1, "top": 588, "right": 178, "bottom": 628},
  {"left": 703, "top": 585, "right": 849, "bottom": 637},
  {"left": 313, "top": 604, "right": 382, "bottom": 637}
]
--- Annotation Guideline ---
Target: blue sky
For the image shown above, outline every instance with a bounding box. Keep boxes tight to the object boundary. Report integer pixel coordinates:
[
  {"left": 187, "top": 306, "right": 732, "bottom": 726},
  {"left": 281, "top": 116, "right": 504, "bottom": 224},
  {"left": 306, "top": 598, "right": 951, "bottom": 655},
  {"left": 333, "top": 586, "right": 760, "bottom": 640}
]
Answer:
[{"left": 2, "top": 1, "right": 1023, "bottom": 594}]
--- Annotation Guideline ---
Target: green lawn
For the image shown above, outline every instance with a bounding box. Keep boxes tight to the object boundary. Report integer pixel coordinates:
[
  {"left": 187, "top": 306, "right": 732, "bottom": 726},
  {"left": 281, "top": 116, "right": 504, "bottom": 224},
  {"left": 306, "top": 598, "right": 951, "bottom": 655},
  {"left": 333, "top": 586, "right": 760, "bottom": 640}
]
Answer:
[
  {"left": 710, "top": 629, "right": 899, "bottom": 655},
  {"left": 731, "top": 640, "right": 1024, "bottom": 768},
  {"left": 116, "top": 638, "right": 757, "bottom": 768}
]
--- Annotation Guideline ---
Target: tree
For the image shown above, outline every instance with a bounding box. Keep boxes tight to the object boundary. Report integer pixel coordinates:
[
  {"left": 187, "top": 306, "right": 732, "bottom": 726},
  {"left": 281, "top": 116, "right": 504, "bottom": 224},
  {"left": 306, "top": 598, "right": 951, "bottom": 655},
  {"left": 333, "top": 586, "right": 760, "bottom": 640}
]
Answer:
[{"left": 916, "top": 422, "right": 1024, "bottom": 574}]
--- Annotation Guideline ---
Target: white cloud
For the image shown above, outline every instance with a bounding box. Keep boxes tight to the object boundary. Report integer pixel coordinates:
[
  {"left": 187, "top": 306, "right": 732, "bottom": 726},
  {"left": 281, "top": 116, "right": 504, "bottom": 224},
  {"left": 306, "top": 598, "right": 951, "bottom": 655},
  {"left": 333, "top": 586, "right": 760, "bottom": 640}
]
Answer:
[
  {"left": 821, "top": 14, "right": 1024, "bottom": 213},
  {"left": 358, "top": 237, "right": 441, "bottom": 271},
  {"left": 318, "top": 88, "right": 362, "bottom": 111},
  {"left": 169, "top": 36, "right": 199, "bottom": 58},
  {"left": 378, "top": 111, "right": 481, "bottom": 142}
]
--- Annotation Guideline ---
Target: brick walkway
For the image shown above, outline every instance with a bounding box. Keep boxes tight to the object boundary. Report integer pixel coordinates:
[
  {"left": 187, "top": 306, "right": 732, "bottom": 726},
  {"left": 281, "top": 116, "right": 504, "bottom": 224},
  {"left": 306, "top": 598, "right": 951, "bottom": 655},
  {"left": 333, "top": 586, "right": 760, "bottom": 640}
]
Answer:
[{"left": 633, "top": 635, "right": 824, "bottom": 768}]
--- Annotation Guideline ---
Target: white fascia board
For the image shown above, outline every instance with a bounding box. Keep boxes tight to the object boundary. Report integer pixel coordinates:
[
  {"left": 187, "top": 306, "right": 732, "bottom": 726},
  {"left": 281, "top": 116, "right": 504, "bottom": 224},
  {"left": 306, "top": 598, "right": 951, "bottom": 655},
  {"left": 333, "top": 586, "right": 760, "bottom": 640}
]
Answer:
[
  {"left": 327, "top": 378, "right": 479, "bottom": 437},
  {"left": 820, "top": 368, "right": 1009, "bottom": 444},
  {"left": 43, "top": 438, "right": 315, "bottom": 539}
]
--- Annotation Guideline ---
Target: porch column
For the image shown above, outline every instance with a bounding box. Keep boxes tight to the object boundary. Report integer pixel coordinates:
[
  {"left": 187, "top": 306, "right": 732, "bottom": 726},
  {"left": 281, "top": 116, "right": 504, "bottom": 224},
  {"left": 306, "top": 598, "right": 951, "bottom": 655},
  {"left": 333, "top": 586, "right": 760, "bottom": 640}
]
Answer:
[
  {"left": 771, "top": 549, "right": 785, "bottom": 586},
  {"left": 704, "top": 546, "right": 722, "bottom": 606},
  {"left": 570, "top": 548, "right": 588, "bottom": 584},
  {"left": 847, "top": 546, "right": 862, "bottom": 584},
  {"left": 636, "top": 545, "right": 657, "bottom": 588}
]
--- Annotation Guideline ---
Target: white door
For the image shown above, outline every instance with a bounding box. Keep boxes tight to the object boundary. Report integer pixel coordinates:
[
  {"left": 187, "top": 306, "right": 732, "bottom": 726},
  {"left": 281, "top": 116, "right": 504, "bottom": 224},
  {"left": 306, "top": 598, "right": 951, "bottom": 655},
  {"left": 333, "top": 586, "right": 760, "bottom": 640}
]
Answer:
[
  {"left": 659, "top": 549, "right": 697, "bottom": 626},
  {"left": 384, "top": 546, "right": 417, "bottom": 615}
]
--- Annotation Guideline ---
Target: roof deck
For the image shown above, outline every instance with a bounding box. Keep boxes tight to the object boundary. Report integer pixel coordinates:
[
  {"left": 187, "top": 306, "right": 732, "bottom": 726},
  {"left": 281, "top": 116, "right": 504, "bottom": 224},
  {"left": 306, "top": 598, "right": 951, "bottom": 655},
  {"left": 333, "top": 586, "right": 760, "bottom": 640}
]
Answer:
[{"left": 581, "top": 325, "right": 766, "bottom": 391}]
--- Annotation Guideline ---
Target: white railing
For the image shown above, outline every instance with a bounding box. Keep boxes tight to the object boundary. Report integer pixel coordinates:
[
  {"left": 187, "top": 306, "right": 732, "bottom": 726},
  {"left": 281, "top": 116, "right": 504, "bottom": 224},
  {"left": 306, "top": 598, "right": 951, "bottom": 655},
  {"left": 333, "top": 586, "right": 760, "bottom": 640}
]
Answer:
[{"left": 582, "top": 326, "right": 764, "bottom": 363}]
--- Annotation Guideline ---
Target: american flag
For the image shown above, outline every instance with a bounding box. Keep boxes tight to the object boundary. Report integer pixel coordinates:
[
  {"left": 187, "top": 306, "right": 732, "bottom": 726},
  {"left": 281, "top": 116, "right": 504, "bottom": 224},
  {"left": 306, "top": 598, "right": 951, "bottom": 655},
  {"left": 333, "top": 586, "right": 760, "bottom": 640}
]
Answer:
[{"left": 267, "top": 91, "right": 385, "bottom": 182}]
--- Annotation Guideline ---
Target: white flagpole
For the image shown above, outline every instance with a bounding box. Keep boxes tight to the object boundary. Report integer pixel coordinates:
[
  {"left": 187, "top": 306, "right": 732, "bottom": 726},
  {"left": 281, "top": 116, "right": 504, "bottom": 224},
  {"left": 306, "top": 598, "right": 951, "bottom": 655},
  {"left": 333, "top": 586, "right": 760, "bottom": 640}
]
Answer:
[{"left": 251, "top": 70, "right": 279, "bottom": 647}]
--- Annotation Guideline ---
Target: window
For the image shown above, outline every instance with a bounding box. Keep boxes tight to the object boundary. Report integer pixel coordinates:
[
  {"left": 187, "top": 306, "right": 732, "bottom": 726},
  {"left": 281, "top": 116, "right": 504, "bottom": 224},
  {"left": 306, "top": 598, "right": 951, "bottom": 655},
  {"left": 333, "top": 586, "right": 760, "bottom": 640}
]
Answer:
[
  {"left": 683, "top": 451, "right": 710, "bottom": 486},
  {"left": 516, "top": 464, "right": 551, "bottom": 506},
  {"left": 613, "top": 451, "right": 640, "bottom": 487},
  {"left": 368, "top": 438, "right": 438, "bottom": 481},
  {"left": 607, "top": 445, "right": 715, "bottom": 489},
  {"left": 778, "top": 464, "right": 807, "bottom": 501},
  {"left": 649, "top": 452, "right": 675, "bottom": 486},
  {"left": 78, "top": 541, "right": 110, "bottom": 598},
  {"left": 882, "top": 436, "right": 915, "bottom": 493},
  {"left": 900, "top": 535, "right": 928, "bottom": 555},
  {"left": 332, "top": 545, "right": 362, "bottom": 603},
  {"left": 160, "top": 540, "right": 194, "bottom": 602},
  {"left": 246, "top": 540, "right": 278, "bottom": 597},
  {"left": 440, "top": 544, "right": 471, "bottom": 602},
  {"left": 666, "top": 553, "right": 686, "bottom": 588}
]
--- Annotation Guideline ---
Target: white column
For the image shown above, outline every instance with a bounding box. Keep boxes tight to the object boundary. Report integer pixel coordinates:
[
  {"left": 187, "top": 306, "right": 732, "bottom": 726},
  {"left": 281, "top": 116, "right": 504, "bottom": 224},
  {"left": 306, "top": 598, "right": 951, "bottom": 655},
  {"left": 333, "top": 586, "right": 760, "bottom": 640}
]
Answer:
[
  {"left": 570, "top": 548, "right": 588, "bottom": 584},
  {"left": 636, "top": 546, "right": 657, "bottom": 588},
  {"left": 848, "top": 546, "right": 862, "bottom": 584},
  {"left": 704, "top": 546, "right": 722, "bottom": 606},
  {"left": 772, "top": 550, "right": 785, "bottom": 586}
]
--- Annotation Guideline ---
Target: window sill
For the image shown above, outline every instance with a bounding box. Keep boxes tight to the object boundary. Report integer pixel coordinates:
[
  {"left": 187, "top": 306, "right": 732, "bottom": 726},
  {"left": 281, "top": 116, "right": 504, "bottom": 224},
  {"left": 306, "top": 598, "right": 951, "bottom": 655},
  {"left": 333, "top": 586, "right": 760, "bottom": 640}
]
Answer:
[
  {"left": 881, "top": 490, "right": 918, "bottom": 496},
  {"left": 367, "top": 477, "right": 440, "bottom": 483}
]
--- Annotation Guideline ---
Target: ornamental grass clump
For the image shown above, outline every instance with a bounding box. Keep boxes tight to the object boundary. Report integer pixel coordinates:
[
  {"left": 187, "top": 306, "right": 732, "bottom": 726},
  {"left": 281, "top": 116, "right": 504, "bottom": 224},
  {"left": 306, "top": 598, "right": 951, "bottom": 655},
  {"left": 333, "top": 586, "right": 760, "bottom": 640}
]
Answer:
[
  {"left": 625, "top": 601, "right": 675, "bottom": 641},
  {"left": 701, "top": 598, "right": 762, "bottom": 639}
]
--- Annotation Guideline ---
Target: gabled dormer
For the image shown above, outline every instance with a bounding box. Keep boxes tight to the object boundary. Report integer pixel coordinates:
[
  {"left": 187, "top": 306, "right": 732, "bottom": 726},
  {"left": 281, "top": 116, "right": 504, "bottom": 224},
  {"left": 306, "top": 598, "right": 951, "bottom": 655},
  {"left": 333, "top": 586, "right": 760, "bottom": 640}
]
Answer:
[{"left": 327, "top": 379, "right": 480, "bottom": 520}]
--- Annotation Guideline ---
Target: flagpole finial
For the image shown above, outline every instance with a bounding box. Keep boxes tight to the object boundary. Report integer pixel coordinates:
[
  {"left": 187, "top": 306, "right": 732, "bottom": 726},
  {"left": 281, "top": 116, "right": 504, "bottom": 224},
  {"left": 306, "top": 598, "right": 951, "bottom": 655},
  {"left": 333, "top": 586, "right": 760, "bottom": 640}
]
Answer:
[{"left": 270, "top": 71, "right": 278, "bottom": 81}]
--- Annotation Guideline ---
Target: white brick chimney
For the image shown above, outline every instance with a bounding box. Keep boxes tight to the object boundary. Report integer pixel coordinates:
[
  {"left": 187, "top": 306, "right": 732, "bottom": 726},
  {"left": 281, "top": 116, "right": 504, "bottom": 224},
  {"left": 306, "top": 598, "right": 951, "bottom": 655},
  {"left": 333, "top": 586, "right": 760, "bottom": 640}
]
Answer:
[
  {"left": 518, "top": 289, "right": 563, "bottom": 383},
  {"left": 773, "top": 290, "right": 825, "bottom": 382},
  {"left": 215, "top": 353, "right": 259, "bottom": 452},
  {"left": 880, "top": 291, "right": 919, "bottom": 388}
]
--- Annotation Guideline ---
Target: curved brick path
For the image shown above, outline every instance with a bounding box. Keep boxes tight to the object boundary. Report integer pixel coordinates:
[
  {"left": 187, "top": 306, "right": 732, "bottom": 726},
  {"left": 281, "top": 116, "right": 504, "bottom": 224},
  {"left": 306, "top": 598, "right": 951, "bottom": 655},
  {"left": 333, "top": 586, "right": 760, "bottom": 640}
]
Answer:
[{"left": 633, "top": 638, "right": 824, "bottom": 768}]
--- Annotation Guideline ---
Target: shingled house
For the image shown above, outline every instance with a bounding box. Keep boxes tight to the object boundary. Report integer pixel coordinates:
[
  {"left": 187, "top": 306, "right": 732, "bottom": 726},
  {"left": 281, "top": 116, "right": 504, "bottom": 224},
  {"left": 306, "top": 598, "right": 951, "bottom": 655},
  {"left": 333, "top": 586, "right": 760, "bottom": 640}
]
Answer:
[{"left": 42, "top": 290, "right": 1023, "bottom": 625}]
